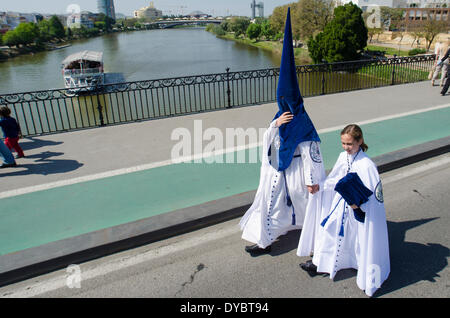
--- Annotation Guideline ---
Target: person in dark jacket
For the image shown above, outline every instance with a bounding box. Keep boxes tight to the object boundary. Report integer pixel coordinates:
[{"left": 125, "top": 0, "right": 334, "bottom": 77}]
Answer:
[
  {"left": 436, "top": 45, "right": 450, "bottom": 95},
  {"left": 0, "top": 106, "right": 25, "bottom": 159}
]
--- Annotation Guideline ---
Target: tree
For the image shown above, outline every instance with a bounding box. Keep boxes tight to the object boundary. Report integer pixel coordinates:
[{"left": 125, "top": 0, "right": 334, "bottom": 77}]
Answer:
[
  {"left": 2, "top": 30, "right": 19, "bottom": 47},
  {"left": 9, "top": 22, "right": 40, "bottom": 47},
  {"left": 246, "top": 23, "right": 262, "bottom": 41},
  {"left": 229, "top": 17, "right": 250, "bottom": 38},
  {"left": 38, "top": 19, "right": 52, "bottom": 42},
  {"left": 48, "top": 16, "right": 65, "bottom": 39},
  {"left": 294, "top": 0, "right": 334, "bottom": 40},
  {"left": 308, "top": 3, "right": 368, "bottom": 63},
  {"left": 380, "top": 7, "right": 404, "bottom": 31},
  {"left": 423, "top": 19, "right": 448, "bottom": 52},
  {"left": 367, "top": 28, "right": 383, "bottom": 43},
  {"left": 261, "top": 20, "right": 276, "bottom": 40},
  {"left": 269, "top": 5, "right": 289, "bottom": 35}
]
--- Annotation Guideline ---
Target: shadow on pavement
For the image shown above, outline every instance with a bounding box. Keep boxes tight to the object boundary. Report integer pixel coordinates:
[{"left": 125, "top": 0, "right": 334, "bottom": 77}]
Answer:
[
  {"left": 374, "top": 218, "right": 448, "bottom": 297},
  {"left": 0, "top": 151, "right": 83, "bottom": 176},
  {"left": 18, "top": 137, "right": 64, "bottom": 151},
  {"left": 246, "top": 217, "right": 448, "bottom": 298}
]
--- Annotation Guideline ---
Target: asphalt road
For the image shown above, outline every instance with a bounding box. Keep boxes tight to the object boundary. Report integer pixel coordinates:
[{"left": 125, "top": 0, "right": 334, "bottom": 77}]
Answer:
[{"left": 1, "top": 153, "right": 449, "bottom": 299}]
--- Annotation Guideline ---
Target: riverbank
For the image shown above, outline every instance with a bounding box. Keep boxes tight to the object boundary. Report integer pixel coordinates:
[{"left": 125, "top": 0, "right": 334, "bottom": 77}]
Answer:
[
  {"left": 216, "top": 33, "right": 312, "bottom": 65},
  {"left": 210, "top": 30, "right": 441, "bottom": 65},
  {"left": 0, "top": 42, "right": 73, "bottom": 61}
]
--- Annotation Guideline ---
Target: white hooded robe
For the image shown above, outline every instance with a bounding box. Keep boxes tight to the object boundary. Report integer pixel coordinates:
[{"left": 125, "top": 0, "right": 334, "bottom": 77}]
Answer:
[
  {"left": 308, "top": 150, "right": 390, "bottom": 297},
  {"left": 239, "top": 120, "right": 325, "bottom": 249}
]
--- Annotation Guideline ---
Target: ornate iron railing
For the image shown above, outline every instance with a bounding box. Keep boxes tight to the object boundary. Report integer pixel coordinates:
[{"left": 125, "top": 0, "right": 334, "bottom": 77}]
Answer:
[{"left": 0, "top": 54, "right": 435, "bottom": 137}]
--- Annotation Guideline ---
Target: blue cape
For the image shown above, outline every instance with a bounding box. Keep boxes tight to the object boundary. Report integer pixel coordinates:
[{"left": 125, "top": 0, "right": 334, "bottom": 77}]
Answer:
[{"left": 272, "top": 7, "right": 320, "bottom": 171}]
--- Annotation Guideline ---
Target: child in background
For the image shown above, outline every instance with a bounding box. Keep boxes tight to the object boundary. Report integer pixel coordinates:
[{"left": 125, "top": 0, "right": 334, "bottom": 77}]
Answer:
[{"left": 0, "top": 106, "right": 25, "bottom": 159}]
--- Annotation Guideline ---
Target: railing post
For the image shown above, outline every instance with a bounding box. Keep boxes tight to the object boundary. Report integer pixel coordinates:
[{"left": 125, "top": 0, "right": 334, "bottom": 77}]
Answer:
[
  {"left": 226, "top": 67, "right": 232, "bottom": 108},
  {"left": 96, "top": 84, "right": 105, "bottom": 126},
  {"left": 321, "top": 59, "right": 327, "bottom": 95},
  {"left": 391, "top": 54, "right": 397, "bottom": 85}
]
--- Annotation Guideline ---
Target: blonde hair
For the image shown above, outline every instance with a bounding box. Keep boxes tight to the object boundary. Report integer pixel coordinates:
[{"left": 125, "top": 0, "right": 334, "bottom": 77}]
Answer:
[{"left": 341, "top": 124, "right": 368, "bottom": 152}]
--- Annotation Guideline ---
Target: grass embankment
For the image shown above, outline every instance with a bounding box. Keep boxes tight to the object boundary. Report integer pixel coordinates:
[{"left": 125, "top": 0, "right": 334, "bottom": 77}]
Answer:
[
  {"left": 217, "top": 33, "right": 312, "bottom": 65},
  {"left": 215, "top": 33, "right": 411, "bottom": 65},
  {"left": 365, "top": 44, "right": 409, "bottom": 57}
]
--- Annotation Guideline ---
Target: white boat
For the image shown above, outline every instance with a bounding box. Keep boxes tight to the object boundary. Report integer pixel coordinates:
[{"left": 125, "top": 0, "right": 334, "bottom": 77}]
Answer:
[{"left": 62, "top": 51, "right": 104, "bottom": 93}]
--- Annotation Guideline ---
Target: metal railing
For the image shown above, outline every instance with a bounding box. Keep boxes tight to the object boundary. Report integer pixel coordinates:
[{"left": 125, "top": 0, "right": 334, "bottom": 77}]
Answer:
[{"left": 0, "top": 54, "right": 435, "bottom": 137}]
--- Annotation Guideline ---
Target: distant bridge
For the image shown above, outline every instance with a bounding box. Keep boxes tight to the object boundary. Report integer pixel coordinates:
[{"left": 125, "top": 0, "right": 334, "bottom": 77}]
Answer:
[{"left": 147, "top": 19, "right": 223, "bottom": 29}]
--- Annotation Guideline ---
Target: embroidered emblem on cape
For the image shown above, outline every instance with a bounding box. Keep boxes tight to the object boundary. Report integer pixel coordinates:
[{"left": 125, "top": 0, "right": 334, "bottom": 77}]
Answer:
[
  {"left": 310, "top": 141, "right": 322, "bottom": 163},
  {"left": 375, "top": 181, "right": 384, "bottom": 203},
  {"left": 274, "top": 135, "right": 281, "bottom": 149}
]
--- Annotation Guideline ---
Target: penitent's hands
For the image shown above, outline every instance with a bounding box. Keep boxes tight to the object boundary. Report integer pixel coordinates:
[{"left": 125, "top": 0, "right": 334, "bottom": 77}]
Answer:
[
  {"left": 275, "top": 112, "right": 293, "bottom": 127},
  {"left": 307, "top": 184, "right": 320, "bottom": 194}
]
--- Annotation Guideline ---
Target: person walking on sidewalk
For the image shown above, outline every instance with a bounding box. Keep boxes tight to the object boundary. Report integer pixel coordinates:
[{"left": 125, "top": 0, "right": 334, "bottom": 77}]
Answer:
[
  {"left": 239, "top": 8, "right": 325, "bottom": 256},
  {"left": 0, "top": 106, "right": 25, "bottom": 159},
  {"left": 436, "top": 43, "right": 450, "bottom": 95},
  {"left": 431, "top": 40, "right": 449, "bottom": 87},
  {"left": 298, "top": 124, "right": 390, "bottom": 297},
  {"left": 0, "top": 138, "right": 17, "bottom": 168}
]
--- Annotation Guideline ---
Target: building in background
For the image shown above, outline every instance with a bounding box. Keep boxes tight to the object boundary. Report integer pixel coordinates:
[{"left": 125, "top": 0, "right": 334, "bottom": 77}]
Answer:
[
  {"left": 251, "top": 0, "right": 264, "bottom": 19},
  {"left": 97, "top": 0, "right": 116, "bottom": 21},
  {"left": 67, "top": 11, "right": 95, "bottom": 29},
  {"left": 134, "top": 2, "right": 163, "bottom": 20}
]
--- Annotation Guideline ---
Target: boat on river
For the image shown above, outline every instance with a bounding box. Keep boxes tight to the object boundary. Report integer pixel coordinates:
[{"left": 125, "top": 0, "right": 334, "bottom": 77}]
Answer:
[{"left": 61, "top": 50, "right": 105, "bottom": 94}]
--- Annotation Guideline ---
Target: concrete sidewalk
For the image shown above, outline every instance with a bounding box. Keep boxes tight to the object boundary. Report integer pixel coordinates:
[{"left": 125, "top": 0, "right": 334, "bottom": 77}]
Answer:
[{"left": 0, "top": 81, "right": 449, "bottom": 286}]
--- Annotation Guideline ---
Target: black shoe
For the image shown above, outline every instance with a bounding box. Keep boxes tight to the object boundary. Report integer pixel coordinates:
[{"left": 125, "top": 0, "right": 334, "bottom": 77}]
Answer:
[
  {"left": 0, "top": 162, "right": 17, "bottom": 168},
  {"left": 245, "top": 244, "right": 271, "bottom": 255},
  {"left": 300, "top": 260, "right": 318, "bottom": 277}
]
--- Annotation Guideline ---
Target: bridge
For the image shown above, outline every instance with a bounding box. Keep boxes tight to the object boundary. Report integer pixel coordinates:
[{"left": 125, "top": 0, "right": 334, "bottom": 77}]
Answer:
[
  {"left": 0, "top": 71, "right": 449, "bottom": 297},
  {"left": 148, "top": 19, "right": 223, "bottom": 29}
]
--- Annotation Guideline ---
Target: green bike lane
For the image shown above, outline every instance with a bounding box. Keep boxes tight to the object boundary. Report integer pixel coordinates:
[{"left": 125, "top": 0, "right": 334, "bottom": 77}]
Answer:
[{"left": 0, "top": 106, "right": 449, "bottom": 258}]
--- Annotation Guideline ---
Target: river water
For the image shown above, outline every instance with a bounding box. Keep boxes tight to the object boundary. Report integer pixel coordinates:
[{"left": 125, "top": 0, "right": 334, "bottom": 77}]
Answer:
[{"left": 0, "top": 28, "right": 280, "bottom": 94}]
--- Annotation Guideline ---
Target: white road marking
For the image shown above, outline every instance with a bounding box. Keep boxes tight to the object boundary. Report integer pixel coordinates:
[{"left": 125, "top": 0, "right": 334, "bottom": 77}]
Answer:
[{"left": 0, "top": 103, "right": 449, "bottom": 200}]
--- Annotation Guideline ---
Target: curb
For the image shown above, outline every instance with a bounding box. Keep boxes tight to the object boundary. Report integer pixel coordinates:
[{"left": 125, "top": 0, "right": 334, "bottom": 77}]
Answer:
[{"left": 0, "top": 136, "right": 449, "bottom": 287}]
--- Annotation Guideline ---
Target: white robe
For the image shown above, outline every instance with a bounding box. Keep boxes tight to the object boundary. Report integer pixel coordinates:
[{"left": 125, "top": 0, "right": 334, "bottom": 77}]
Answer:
[
  {"left": 239, "top": 120, "right": 325, "bottom": 248},
  {"left": 308, "top": 150, "right": 390, "bottom": 297}
]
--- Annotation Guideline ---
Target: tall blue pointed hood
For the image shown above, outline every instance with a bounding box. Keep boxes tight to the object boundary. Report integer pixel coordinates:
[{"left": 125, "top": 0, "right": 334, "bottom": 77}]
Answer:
[{"left": 272, "top": 7, "right": 320, "bottom": 171}]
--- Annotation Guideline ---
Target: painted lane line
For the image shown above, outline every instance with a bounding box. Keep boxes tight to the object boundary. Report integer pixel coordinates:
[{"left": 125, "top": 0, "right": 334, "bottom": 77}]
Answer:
[{"left": 1, "top": 103, "right": 449, "bottom": 200}]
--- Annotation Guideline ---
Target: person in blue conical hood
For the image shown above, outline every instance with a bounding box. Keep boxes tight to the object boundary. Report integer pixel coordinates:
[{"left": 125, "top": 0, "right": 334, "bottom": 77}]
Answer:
[{"left": 239, "top": 8, "right": 326, "bottom": 255}]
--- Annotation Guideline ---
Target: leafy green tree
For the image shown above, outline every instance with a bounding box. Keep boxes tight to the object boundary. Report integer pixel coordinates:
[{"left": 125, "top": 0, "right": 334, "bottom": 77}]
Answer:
[
  {"left": 269, "top": 5, "right": 289, "bottom": 35},
  {"left": 246, "top": 23, "right": 262, "bottom": 41},
  {"left": 48, "top": 16, "right": 65, "bottom": 39},
  {"left": 308, "top": 3, "right": 368, "bottom": 63},
  {"left": 38, "top": 19, "right": 52, "bottom": 42},
  {"left": 12, "top": 22, "right": 40, "bottom": 46},
  {"left": 2, "top": 30, "right": 19, "bottom": 47},
  {"left": 261, "top": 20, "right": 276, "bottom": 40},
  {"left": 229, "top": 17, "right": 250, "bottom": 38},
  {"left": 294, "top": 0, "right": 334, "bottom": 40}
]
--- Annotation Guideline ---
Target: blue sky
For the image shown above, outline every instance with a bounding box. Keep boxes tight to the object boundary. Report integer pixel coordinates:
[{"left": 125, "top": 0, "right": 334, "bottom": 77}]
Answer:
[{"left": 0, "top": 0, "right": 296, "bottom": 17}]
